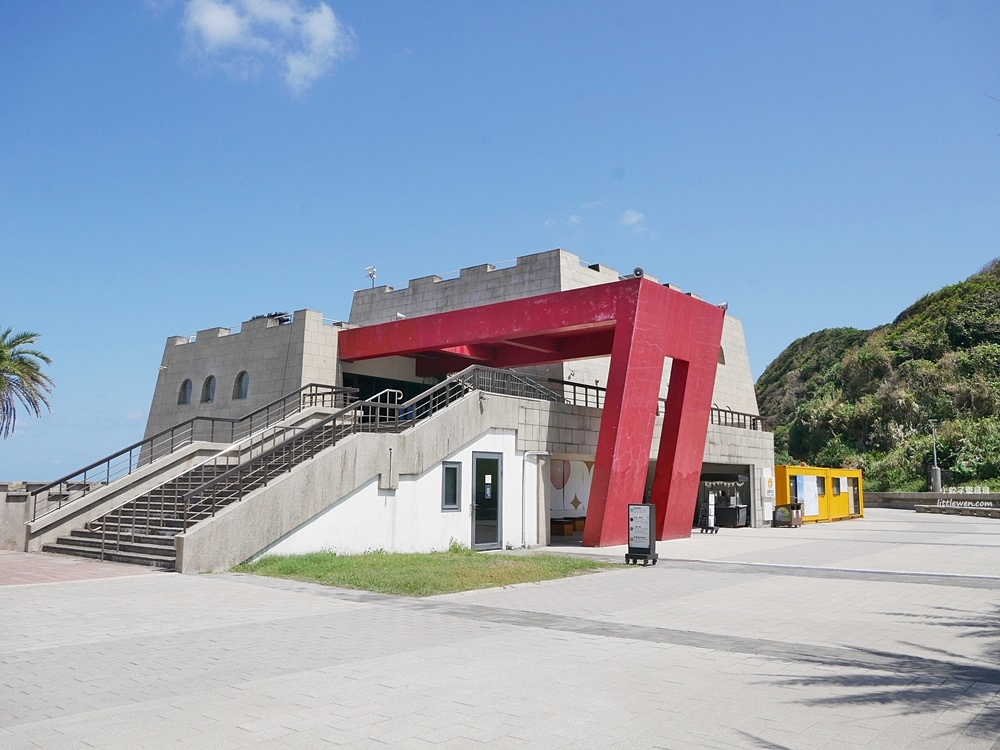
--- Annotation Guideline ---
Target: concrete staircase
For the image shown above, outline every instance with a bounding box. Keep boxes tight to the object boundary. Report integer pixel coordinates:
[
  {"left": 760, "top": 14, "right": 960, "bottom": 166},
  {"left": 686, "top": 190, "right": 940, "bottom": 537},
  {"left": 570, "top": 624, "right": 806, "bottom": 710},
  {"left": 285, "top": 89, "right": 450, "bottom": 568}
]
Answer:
[
  {"left": 40, "top": 464, "right": 234, "bottom": 569},
  {"left": 38, "top": 410, "right": 362, "bottom": 570}
]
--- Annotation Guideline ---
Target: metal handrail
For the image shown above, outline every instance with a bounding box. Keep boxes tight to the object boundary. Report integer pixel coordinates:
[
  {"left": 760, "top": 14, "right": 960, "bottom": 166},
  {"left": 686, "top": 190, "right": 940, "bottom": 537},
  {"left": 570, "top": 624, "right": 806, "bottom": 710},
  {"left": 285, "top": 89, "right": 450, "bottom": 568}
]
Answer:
[
  {"left": 179, "top": 401, "right": 372, "bottom": 531},
  {"left": 548, "top": 377, "right": 762, "bottom": 430},
  {"left": 31, "top": 383, "right": 356, "bottom": 520},
  {"left": 84, "top": 399, "right": 342, "bottom": 559},
  {"left": 548, "top": 378, "right": 605, "bottom": 408},
  {"left": 710, "top": 406, "right": 763, "bottom": 431}
]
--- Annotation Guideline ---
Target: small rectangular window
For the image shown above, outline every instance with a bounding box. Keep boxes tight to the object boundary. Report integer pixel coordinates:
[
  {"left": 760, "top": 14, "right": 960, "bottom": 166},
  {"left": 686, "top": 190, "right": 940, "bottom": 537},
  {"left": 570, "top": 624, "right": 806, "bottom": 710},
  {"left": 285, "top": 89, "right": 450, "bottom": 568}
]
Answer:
[
  {"left": 442, "top": 463, "right": 461, "bottom": 511},
  {"left": 817, "top": 476, "right": 826, "bottom": 496}
]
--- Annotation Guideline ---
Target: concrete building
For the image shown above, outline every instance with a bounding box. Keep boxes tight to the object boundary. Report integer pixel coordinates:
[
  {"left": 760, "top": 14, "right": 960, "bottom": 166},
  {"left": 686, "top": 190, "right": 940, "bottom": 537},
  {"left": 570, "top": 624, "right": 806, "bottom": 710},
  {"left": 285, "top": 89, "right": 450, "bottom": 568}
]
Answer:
[
  {"left": 147, "top": 250, "right": 771, "bottom": 545},
  {"left": 26, "top": 249, "right": 773, "bottom": 571}
]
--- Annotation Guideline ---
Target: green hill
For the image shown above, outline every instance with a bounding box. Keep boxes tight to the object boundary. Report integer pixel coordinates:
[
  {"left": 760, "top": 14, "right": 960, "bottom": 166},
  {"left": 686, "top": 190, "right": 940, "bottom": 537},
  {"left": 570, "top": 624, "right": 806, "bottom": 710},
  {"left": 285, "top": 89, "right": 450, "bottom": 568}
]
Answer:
[{"left": 755, "top": 259, "right": 1000, "bottom": 491}]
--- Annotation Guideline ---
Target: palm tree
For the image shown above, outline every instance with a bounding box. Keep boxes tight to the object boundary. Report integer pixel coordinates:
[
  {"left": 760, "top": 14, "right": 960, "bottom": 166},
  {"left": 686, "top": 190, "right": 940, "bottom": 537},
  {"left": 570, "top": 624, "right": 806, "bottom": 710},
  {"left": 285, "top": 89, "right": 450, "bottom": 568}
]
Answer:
[{"left": 0, "top": 327, "right": 54, "bottom": 438}]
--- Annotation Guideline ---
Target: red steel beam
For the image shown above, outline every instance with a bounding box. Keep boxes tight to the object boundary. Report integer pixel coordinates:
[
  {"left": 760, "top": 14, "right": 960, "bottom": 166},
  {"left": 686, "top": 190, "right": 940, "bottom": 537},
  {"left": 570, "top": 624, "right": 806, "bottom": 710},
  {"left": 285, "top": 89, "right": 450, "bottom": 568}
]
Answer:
[{"left": 340, "top": 281, "right": 623, "bottom": 361}]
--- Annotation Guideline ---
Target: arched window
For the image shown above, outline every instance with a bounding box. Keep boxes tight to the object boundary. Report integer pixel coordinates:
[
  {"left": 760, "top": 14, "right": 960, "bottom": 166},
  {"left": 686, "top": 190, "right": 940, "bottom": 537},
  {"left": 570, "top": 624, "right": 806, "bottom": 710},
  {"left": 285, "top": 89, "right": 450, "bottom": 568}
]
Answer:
[
  {"left": 233, "top": 371, "right": 249, "bottom": 400},
  {"left": 178, "top": 379, "right": 193, "bottom": 405},
  {"left": 201, "top": 376, "right": 216, "bottom": 404}
]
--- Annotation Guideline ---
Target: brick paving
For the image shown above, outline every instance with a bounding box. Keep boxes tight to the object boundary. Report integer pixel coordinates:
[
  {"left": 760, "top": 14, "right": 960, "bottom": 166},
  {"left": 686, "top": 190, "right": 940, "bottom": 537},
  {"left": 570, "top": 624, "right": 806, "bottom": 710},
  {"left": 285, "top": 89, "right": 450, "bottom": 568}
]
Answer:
[
  {"left": 0, "top": 550, "right": 160, "bottom": 587},
  {"left": 1, "top": 509, "right": 999, "bottom": 748}
]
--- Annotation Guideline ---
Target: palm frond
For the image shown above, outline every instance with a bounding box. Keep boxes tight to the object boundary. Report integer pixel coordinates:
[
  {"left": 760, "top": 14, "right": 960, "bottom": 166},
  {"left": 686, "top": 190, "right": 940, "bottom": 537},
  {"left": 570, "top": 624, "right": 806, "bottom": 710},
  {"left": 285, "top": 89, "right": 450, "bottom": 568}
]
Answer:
[{"left": 0, "top": 324, "right": 55, "bottom": 438}]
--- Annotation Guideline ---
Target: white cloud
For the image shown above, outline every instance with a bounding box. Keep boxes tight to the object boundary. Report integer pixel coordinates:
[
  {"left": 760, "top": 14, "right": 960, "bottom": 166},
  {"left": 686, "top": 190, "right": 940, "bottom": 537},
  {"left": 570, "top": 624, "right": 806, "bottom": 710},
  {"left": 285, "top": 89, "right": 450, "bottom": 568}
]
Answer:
[
  {"left": 182, "top": 0, "right": 355, "bottom": 93},
  {"left": 620, "top": 208, "right": 644, "bottom": 228},
  {"left": 544, "top": 213, "right": 583, "bottom": 229},
  {"left": 544, "top": 199, "right": 603, "bottom": 230}
]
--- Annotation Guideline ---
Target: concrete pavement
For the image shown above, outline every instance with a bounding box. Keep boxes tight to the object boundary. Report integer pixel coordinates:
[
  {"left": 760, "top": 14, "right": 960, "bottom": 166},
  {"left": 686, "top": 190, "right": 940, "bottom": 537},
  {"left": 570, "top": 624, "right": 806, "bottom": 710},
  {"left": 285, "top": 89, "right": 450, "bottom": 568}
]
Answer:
[{"left": 1, "top": 509, "right": 998, "bottom": 748}]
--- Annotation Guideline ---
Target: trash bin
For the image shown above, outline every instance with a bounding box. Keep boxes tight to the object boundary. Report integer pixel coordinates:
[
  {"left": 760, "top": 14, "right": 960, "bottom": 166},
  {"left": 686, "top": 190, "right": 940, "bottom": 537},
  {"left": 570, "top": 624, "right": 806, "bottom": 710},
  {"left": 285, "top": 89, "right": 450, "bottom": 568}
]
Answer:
[{"left": 773, "top": 503, "right": 803, "bottom": 528}]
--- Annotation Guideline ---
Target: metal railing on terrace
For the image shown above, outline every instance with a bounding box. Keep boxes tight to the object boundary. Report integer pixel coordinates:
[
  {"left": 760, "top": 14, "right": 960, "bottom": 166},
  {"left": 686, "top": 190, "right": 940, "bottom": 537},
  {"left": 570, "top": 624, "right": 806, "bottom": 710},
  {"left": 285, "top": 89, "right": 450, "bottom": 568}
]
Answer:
[
  {"left": 31, "top": 383, "right": 355, "bottom": 521},
  {"left": 547, "top": 377, "right": 764, "bottom": 431},
  {"left": 548, "top": 378, "right": 605, "bottom": 408},
  {"left": 709, "top": 407, "right": 764, "bottom": 431}
]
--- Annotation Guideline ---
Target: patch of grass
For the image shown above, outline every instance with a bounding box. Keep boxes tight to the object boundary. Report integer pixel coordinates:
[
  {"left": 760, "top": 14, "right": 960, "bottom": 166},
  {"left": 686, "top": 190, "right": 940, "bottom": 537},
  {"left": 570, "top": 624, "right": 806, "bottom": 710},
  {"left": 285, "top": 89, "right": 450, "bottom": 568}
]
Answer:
[{"left": 232, "top": 545, "right": 616, "bottom": 597}]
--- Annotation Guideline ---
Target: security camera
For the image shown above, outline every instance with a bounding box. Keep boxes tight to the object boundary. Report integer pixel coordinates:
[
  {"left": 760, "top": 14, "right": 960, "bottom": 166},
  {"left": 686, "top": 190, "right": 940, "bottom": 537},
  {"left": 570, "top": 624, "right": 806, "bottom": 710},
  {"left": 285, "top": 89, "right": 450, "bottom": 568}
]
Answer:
[{"left": 633, "top": 267, "right": 644, "bottom": 278}]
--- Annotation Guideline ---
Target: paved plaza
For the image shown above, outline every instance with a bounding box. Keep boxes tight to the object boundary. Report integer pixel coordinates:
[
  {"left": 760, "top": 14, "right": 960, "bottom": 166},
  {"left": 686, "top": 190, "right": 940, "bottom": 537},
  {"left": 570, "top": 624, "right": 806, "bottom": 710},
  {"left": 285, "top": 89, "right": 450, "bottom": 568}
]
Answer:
[{"left": 1, "top": 509, "right": 999, "bottom": 749}]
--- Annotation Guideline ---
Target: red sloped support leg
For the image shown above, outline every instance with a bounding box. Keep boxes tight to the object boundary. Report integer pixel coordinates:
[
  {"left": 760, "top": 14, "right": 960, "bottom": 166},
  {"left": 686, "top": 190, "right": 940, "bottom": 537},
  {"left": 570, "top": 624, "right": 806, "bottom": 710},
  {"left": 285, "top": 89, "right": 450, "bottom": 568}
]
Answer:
[
  {"left": 583, "top": 290, "right": 666, "bottom": 547},
  {"left": 650, "top": 335, "right": 724, "bottom": 540}
]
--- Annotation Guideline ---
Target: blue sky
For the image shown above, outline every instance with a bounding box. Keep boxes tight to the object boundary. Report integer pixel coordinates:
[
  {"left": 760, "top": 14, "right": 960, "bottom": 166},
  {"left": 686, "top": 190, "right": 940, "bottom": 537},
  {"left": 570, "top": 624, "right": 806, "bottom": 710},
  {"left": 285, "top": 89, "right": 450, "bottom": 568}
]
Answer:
[{"left": 2, "top": 0, "right": 998, "bottom": 480}]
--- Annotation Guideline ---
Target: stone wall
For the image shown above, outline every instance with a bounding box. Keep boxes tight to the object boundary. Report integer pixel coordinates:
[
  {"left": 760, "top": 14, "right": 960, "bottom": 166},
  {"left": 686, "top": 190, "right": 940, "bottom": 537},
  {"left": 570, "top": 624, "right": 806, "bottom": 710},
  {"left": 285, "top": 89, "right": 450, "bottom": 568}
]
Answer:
[{"left": 143, "top": 310, "right": 342, "bottom": 441}]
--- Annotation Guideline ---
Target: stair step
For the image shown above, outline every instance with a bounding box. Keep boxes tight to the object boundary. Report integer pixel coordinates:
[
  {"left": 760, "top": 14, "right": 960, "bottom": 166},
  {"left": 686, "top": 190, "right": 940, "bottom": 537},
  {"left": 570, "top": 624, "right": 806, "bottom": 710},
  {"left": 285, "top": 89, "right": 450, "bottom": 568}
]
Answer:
[
  {"left": 90, "top": 522, "right": 183, "bottom": 537},
  {"left": 108, "top": 513, "right": 184, "bottom": 524},
  {"left": 97, "top": 521, "right": 185, "bottom": 537},
  {"left": 41, "top": 543, "right": 175, "bottom": 569},
  {"left": 54, "top": 534, "right": 175, "bottom": 557},
  {"left": 106, "top": 503, "right": 185, "bottom": 514},
  {"left": 72, "top": 528, "right": 177, "bottom": 547}
]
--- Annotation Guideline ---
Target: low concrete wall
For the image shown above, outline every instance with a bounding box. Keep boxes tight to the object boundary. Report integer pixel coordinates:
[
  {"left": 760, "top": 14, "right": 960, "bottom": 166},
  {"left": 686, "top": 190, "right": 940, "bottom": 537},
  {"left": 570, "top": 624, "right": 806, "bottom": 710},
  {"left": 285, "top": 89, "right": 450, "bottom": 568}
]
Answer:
[
  {"left": 1, "top": 483, "right": 45, "bottom": 550},
  {"left": 867, "top": 492, "right": 1000, "bottom": 511},
  {"left": 915, "top": 505, "right": 1000, "bottom": 518}
]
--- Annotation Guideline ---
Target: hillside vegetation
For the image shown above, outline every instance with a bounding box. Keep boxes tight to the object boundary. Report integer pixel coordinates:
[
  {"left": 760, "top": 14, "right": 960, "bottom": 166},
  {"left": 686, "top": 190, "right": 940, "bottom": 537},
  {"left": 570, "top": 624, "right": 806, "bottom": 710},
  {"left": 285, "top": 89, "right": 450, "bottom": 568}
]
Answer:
[{"left": 756, "top": 260, "right": 1000, "bottom": 491}]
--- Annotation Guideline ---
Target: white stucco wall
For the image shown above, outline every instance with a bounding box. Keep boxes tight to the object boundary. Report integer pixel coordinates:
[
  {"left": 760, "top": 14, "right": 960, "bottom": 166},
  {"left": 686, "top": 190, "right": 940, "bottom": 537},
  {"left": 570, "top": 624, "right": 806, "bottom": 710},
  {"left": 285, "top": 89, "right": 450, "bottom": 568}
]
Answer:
[{"left": 258, "top": 430, "right": 540, "bottom": 556}]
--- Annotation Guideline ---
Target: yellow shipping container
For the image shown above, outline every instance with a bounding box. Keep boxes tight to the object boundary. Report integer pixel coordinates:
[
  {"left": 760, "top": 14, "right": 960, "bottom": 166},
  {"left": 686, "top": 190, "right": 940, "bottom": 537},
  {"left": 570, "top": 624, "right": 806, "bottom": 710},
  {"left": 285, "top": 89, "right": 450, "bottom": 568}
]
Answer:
[{"left": 775, "top": 465, "right": 864, "bottom": 523}]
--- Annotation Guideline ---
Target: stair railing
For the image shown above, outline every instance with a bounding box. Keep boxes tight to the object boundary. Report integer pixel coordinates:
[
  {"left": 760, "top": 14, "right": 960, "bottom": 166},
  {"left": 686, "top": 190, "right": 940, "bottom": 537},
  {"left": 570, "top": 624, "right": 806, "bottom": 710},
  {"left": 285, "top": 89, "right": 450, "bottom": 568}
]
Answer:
[
  {"left": 85, "top": 395, "right": 360, "bottom": 561},
  {"left": 31, "top": 383, "right": 355, "bottom": 521},
  {"left": 180, "top": 388, "right": 406, "bottom": 530}
]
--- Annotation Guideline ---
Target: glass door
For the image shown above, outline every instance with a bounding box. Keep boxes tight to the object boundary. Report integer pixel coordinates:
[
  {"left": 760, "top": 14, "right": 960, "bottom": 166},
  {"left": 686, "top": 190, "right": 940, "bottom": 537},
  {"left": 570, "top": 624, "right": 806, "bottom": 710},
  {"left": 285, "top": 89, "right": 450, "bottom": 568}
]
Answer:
[{"left": 472, "top": 453, "right": 502, "bottom": 549}]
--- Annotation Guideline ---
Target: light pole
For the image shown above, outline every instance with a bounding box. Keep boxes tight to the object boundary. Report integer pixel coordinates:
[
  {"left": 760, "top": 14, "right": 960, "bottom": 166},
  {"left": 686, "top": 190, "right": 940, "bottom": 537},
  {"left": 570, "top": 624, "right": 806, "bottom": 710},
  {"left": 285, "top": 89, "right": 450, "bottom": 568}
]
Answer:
[{"left": 929, "top": 419, "right": 941, "bottom": 493}]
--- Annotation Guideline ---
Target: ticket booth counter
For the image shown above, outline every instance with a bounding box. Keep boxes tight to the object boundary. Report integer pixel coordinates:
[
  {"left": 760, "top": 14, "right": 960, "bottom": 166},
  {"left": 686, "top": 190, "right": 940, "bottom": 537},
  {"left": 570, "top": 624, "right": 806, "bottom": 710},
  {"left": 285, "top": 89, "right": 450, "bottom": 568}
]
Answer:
[{"left": 775, "top": 466, "right": 864, "bottom": 523}]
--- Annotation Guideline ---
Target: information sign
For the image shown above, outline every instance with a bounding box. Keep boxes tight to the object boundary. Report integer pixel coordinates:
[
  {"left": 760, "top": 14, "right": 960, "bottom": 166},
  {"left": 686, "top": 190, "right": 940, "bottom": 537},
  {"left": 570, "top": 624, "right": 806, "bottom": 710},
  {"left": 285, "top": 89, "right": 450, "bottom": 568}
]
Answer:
[
  {"left": 762, "top": 467, "right": 775, "bottom": 498},
  {"left": 626, "top": 504, "right": 657, "bottom": 565}
]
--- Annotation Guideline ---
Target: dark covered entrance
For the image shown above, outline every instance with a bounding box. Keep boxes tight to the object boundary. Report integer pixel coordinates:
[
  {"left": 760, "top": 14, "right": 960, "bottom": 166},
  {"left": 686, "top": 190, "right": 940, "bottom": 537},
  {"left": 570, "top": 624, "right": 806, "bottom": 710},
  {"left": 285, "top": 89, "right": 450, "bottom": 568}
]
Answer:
[{"left": 697, "top": 463, "right": 752, "bottom": 528}]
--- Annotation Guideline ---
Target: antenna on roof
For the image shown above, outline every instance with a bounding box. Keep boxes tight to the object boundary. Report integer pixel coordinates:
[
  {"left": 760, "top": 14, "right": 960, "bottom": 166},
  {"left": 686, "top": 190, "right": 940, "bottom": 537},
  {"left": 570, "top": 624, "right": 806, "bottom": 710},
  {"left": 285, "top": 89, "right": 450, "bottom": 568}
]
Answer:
[{"left": 365, "top": 266, "right": 377, "bottom": 288}]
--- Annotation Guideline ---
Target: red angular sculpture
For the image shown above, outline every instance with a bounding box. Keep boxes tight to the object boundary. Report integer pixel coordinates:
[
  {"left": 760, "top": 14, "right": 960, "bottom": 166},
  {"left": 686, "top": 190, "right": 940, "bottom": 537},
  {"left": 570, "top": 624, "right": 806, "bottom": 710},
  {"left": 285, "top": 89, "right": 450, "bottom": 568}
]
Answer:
[{"left": 339, "top": 277, "right": 725, "bottom": 545}]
